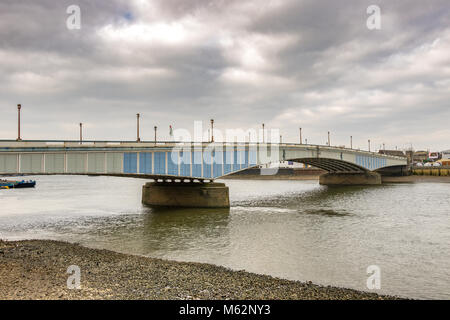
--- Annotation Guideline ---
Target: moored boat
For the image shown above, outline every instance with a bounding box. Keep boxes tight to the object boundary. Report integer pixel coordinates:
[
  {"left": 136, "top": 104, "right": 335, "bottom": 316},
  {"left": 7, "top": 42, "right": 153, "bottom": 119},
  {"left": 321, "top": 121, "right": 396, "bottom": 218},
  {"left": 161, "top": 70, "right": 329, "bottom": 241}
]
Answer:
[{"left": 0, "top": 179, "right": 36, "bottom": 189}]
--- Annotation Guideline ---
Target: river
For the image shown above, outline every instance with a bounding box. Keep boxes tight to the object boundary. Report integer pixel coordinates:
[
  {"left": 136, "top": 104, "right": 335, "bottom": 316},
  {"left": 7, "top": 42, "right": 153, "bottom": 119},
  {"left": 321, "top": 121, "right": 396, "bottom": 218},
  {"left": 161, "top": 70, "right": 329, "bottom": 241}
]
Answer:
[{"left": 0, "top": 175, "right": 449, "bottom": 299}]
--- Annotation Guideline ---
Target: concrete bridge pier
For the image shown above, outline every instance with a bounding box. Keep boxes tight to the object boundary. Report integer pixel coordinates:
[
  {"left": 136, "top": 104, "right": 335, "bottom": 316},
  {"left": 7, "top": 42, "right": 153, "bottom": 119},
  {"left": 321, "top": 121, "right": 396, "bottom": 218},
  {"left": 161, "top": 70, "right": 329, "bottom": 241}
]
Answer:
[
  {"left": 319, "top": 172, "right": 381, "bottom": 186},
  {"left": 142, "top": 181, "right": 230, "bottom": 208}
]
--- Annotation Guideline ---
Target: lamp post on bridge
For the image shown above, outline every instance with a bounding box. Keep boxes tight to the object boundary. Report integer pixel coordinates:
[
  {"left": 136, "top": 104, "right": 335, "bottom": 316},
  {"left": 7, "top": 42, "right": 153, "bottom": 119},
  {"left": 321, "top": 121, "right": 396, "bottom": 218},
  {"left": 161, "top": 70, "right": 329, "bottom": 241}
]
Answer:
[
  {"left": 79, "top": 123, "right": 83, "bottom": 144},
  {"left": 136, "top": 113, "right": 141, "bottom": 142},
  {"left": 210, "top": 119, "right": 214, "bottom": 142},
  {"left": 262, "top": 123, "right": 265, "bottom": 143},
  {"left": 154, "top": 126, "right": 157, "bottom": 143},
  {"left": 368, "top": 139, "right": 371, "bottom": 152},
  {"left": 327, "top": 131, "right": 330, "bottom": 146},
  {"left": 350, "top": 136, "right": 353, "bottom": 149},
  {"left": 299, "top": 127, "right": 302, "bottom": 144},
  {"left": 17, "top": 104, "right": 22, "bottom": 141}
]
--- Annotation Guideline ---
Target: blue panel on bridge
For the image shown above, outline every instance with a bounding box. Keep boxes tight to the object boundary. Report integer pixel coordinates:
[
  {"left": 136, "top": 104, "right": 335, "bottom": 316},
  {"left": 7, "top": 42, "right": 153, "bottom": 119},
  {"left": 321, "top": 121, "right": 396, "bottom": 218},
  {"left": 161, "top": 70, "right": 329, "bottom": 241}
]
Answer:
[
  {"left": 236, "top": 150, "right": 244, "bottom": 170},
  {"left": 168, "top": 151, "right": 179, "bottom": 175},
  {"left": 203, "top": 151, "right": 212, "bottom": 178},
  {"left": 213, "top": 151, "right": 223, "bottom": 178},
  {"left": 233, "top": 149, "right": 239, "bottom": 171},
  {"left": 154, "top": 152, "right": 166, "bottom": 174},
  {"left": 139, "top": 152, "right": 152, "bottom": 174},
  {"left": 242, "top": 150, "right": 249, "bottom": 169},
  {"left": 180, "top": 151, "right": 190, "bottom": 176},
  {"left": 192, "top": 151, "right": 202, "bottom": 177},
  {"left": 356, "top": 155, "right": 362, "bottom": 167},
  {"left": 124, "top": 153, "right": 137, "bottom": 173},
  {"left": 356, "top": 155, "right": 387, "bottom": 170},
  {"left": 249, "top": 149, "right": 257, "bottom": 166},
  {"left": 224, "top": 150, "right": 232, "bottom": 175}
]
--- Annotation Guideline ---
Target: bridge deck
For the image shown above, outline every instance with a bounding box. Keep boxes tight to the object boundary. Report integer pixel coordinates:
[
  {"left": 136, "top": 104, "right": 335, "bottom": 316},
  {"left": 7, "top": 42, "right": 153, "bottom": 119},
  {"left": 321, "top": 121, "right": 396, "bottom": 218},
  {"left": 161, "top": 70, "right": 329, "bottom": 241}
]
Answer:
[{"left": 0, "top": 140, "right": 407, "bottom": 179}]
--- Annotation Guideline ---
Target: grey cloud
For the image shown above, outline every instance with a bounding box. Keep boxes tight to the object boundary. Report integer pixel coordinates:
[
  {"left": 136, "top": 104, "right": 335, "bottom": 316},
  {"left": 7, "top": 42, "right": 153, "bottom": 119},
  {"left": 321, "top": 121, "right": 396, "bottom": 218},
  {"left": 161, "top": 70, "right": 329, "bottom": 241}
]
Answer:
[{"left": 0, "top": 0, "right": 449, "bottom": 150}]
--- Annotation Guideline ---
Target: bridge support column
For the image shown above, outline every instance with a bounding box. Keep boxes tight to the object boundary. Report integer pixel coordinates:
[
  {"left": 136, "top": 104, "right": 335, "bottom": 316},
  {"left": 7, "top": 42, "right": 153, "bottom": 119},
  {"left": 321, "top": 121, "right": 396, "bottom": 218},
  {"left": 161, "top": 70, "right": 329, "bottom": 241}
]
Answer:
[
  {"left": 319, "top": 172, "right": 381, "bottom": 186},
  {"left": 142, "top": 182, "right": 230, "bottom": 208}
]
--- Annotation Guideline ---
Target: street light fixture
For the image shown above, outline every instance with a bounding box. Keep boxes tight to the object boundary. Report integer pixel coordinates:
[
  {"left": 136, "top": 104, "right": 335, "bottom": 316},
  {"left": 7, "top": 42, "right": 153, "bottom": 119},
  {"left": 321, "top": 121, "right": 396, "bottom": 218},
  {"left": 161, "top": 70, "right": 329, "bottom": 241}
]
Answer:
[
  {"left": 262, "top": 123, "right": 265, "bottom": 143},
  {"left": 210, "top": 119, "right": 214, "bottom": 142},
  {"left": 79, "top": 123, "right": 83, "bottom": 144},
  {"left": 17, "top": 104, "right": 22, "bottom": 141},
  {"left": 136, "top": 113, "right": 141, "bottom": 142},
  {"left": 154, "top": 126, "right": 157, "bottom": 143}
]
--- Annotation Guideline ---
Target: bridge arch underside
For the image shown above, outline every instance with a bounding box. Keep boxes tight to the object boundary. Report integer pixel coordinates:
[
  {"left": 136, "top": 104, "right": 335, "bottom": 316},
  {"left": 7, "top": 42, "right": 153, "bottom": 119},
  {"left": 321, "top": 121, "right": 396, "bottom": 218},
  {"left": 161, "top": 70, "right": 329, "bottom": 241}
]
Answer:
[
  {"left": 288, "top": 158, "right": 367, "bottom": 173},
  {"left": 374, "top": 164, "right": 408, "bottom": 176}
]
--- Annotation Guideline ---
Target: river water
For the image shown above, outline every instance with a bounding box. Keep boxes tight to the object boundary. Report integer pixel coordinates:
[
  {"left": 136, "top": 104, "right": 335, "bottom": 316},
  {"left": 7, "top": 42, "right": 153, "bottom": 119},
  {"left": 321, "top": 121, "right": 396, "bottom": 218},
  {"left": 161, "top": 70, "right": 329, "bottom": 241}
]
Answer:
[{"left": 0, "top": 175, "right": 449, "bottom": 299}]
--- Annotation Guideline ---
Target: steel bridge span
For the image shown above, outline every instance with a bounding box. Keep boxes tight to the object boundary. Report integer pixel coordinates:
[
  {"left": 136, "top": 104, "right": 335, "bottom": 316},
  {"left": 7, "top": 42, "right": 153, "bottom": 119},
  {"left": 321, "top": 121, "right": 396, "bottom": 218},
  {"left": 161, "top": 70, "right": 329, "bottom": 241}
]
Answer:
[{"left": 0, "top": 140, "right": 407, "bottom": 207}]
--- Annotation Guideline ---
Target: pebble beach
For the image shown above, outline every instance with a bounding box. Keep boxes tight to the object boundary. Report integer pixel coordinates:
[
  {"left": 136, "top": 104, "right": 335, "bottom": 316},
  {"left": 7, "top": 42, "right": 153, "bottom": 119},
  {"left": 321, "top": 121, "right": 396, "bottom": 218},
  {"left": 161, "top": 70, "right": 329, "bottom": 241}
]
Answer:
[{"left": 0, "top": 239, "right": 401, "bottom": 300}]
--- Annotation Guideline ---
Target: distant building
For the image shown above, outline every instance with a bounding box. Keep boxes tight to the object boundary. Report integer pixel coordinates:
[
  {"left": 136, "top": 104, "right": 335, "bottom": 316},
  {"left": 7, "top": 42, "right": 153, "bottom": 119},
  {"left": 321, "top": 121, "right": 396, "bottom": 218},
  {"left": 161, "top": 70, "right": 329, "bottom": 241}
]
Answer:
[
  {"left": 437, "top": 159, "right": 450, "bottom": 166},
  {"left": 413, "top": 151, "right": 429, "bottom": 163},
  {"left": 442, "top": 150, "right": 450, "bottom": 160},
  {"left": 428, "top": 152, "right": 441, "bottom": 161},
  {"left": 405, "top": 150, "right": 414, "bottom": 164}
]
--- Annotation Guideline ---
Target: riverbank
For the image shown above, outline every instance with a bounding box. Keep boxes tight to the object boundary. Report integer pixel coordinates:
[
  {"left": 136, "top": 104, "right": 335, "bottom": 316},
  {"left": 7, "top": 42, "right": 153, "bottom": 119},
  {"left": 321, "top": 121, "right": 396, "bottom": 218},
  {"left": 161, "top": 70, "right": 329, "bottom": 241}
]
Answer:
[
  {"left": 382, "top": 175, "right": 450, "bottom": 183},
  {"left": 0, "top": 239, "right": 400, "bottom": 300}
]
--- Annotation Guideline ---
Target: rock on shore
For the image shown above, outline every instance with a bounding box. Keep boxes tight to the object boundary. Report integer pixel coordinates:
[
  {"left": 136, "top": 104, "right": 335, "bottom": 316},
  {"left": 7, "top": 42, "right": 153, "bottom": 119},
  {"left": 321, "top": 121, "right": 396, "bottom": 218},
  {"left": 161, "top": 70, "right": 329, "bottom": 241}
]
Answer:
[{"left": 0, "top": 239, "right": 400, "bottom": 300}]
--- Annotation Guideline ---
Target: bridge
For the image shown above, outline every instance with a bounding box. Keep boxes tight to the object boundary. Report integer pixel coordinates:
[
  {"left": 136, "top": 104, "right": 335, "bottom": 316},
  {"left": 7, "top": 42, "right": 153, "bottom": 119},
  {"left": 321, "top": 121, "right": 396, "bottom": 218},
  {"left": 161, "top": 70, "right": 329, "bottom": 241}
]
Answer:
[{"left": 0, "top": 140, "right": 407, "bottom": 207}]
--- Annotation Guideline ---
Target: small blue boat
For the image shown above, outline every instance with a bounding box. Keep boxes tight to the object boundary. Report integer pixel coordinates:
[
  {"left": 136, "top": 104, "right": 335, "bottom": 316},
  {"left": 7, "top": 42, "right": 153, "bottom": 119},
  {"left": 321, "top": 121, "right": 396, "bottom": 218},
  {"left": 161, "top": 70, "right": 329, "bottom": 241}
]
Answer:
[{"left": 0, "top": 179, "right": 36, "bottom": 189}]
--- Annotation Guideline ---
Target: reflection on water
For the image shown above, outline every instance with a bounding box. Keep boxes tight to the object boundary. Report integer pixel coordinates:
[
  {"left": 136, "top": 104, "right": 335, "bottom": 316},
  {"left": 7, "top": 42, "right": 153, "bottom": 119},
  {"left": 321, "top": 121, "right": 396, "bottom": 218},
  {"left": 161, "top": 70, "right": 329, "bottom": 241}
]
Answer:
[
  {"left": 0, "top": 175, "right": 449, "bottom": 299},
  {"left": 141, "top": 208, "right": 230, "bottom": 256},
  {"left": 303, "top": 208, "right": 350, "bottom": 216}
]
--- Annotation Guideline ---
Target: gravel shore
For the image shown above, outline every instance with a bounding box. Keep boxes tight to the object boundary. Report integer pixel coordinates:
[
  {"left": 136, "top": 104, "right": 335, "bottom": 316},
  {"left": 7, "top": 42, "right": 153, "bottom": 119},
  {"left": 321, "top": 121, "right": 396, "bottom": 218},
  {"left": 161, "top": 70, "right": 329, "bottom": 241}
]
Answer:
[{"left": 0, "top": 239, "right": 400, "bottom": 300}]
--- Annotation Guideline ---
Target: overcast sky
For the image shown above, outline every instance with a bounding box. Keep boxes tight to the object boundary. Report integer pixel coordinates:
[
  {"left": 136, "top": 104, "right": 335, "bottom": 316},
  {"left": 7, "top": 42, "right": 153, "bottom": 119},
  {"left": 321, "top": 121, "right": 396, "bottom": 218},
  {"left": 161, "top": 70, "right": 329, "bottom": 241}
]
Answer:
[{"left": 0, "top": 0, "right": 449, "bottom": 151}]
